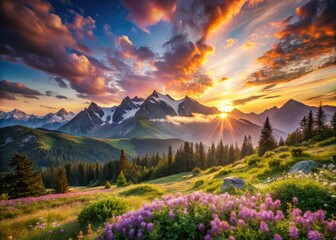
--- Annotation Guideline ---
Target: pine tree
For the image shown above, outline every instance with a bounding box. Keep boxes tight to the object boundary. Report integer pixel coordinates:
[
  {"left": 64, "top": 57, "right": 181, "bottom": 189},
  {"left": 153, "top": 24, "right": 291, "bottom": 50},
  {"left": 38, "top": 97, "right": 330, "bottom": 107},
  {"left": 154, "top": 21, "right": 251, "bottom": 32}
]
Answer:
[
  {"left": 300, "top": 116, "right": 308, "bottom": 141},
  {"left": 228, "top": 144, "right": 235, "bottom": 163},
  {"left": 199, "top": 142, "right": 207, "bottom": 170},
  {"left": 207, "top": 143, "right": 216, "bottom": 167},
  {"left": 331, "top": 112, "right": 336, "bottom": 133},
  {"left": 315, "top": 103, "right": 326, "bottom": 134},
  {"left": 167, "top": 145, "right": 173, "bottom": 174},
  {"left": 116, "top": 171, "right": 127, "bottom": 187},
  {"left": 258, "top": 117, "right": 277, "bottom": 156},
  {"left": 55, "top": 167, "right": 69, "bottom": 193},
  {"left": 105, "top": 180, "right": 112, "bottom": 189},
  {"left": 306, "top": 110, "right": 314, "bottom": 140},
  {"left": 240, "top": 135, "right": 248, "bottom": 158},
  {"left": 119, "top": 149, "right": 128, "bottom": 173},
  {"left": 247, "top": 135, "right": 254, "bottom": 155},
  {"left": 7, "top": 153, "right": 45, "bottom": 199},
  {"left": 278, "top": 137, "right": 285, "bottom": 146},
  {"left": 234, "top": 142, "right": 240, "bottom": 161},
  {"left": 216, "top": 140, "right": 225, "bottom": 165}
]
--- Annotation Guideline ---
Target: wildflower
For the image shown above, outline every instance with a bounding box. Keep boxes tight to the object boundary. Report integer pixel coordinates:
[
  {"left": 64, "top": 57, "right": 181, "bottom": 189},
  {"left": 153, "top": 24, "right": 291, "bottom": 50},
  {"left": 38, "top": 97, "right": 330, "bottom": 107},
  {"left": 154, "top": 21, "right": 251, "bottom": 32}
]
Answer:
[
  {"left": 60, "top": 229, "right": 65, "bottom": 234},
  {"left": 315, "top": 210, "right": 325, "bottom": 221},
  {"left": 292, "top": 197, "right": 298, "bottom": 205},
  {"left": 289, "top": 226, "right": 299, "bottom": 239},
  {"left": 169, "top": 209, "right": 175, "bottom": 219},
  {"left": 275, "top": 210, "right": 284, "bottom": 221},
  {"left": 147, "top": 223, "right": 154, "bottom": 232},
  {"left": 229, "top": 236, "right": 235, "bottom": 240},
  {"left": 129, "top": 229, "right": 135, "bottom": 238},
  {"left": 198, "top": 223, "right": 205, "bottom": 232},
  {"left": 307, "top": 230, "right": 323, "bottom": 240},
  {"left": 260, "top": 221, "right": 269, "bottom": 233},
  {"left": 238, "top": 219, "right": 246, "bottom": 228},
  {"left": 137, "top": 229, "right": 143, "bottom": 239},
  {"left": 205, "top": 234, "right": 212, "bottom": 240},
  {"left": 273, "top": 234, "right": 282, "bottom": 240},
  {"left": 292, "top": 208, "right": 301, "bottom": 217},
  {"left": 48, "top": 230, "right": 52, "bottom": 234},
  {"left": 140, "top": 221, "right": 146, "bottom": 228}
]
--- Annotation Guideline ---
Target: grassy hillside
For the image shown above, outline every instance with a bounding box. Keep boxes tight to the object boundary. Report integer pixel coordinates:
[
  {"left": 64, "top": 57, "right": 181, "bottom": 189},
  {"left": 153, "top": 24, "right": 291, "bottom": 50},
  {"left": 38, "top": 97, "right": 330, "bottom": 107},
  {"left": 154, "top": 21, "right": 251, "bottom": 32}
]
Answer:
[
  {"left": 0, "top": 138, "right": 335, "bottom": 239},
  {"left": 0, "top": 126, "right": 184, "bottom": 171}
]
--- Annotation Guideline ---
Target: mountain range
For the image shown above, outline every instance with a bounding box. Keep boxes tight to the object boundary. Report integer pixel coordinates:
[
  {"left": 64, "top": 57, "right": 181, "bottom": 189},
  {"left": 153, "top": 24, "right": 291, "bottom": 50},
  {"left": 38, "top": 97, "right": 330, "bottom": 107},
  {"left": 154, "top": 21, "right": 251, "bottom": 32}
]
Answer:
[
  {"left": 0, "top": 108, "right": 75, "bottom": 130},
  {"left": 231, "top": 99, "right": 336, "bottom": 133},
  {"left": 1, "top": 91, "right": 335, "bottom": 147}
]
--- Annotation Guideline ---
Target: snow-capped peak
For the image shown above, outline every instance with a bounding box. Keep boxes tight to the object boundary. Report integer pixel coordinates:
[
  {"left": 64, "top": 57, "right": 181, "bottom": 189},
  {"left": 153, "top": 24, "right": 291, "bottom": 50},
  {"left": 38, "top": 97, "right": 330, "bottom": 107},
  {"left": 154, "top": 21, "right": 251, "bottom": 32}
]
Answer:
[{"left": 150, "top": 90, "right": 184, "bottom": 115}]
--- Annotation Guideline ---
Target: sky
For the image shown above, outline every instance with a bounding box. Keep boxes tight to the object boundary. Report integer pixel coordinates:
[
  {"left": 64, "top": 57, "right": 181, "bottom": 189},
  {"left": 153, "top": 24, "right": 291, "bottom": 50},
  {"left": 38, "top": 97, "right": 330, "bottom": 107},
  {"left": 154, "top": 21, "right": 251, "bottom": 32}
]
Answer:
[{"left": 0, "top": 0, "right": 335, "bottom": 115}]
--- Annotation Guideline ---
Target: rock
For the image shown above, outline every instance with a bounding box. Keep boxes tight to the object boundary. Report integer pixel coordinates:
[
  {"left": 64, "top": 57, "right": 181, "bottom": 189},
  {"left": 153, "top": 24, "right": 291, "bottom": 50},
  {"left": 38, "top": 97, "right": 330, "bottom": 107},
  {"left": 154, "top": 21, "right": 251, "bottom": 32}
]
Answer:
[
  {"left": 288, "top": 160, "right": 317, "bottom": 174},
  {"left": 221, "top": 176, "right": 246, "bottom": 191}
]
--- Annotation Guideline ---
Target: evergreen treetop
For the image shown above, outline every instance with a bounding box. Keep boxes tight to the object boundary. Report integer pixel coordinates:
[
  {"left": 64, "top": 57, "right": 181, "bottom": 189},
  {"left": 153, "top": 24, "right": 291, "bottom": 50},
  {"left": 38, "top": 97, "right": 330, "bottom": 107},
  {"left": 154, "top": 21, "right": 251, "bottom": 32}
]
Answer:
[
  {"left": 258, "top": 117, "right": 277, "bottom": 156},
  {"left": 7, "top": 153, "right": 45, "bottom": 199}
]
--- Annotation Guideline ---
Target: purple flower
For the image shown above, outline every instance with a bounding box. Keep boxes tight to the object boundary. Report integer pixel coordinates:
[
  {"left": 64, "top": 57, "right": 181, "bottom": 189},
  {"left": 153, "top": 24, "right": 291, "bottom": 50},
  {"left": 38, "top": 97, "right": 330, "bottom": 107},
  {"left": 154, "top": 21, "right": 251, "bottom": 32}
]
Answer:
[
  {"left": 289, "top": 226, "right": 299, "bottom": 239},
  {"left": 59, "top": 229, "right": 64, "bottom": 234},
  {"left": 326, "top": 221, "right": 336, "bottom": 234},
  {"left": 238, "top": 219, "right": 246, "bottom": 228},
  {"left": 147, "top": 223, "right": 154, "bottom": 232},
  {"left": 129, "top": 229, "right": 135, "bottom": 238},
  {"left": 169, "top": 209, "right": 175, "bottom": 219},
  {"left": 198, "top": 223, "right": 205, "bottom": 232},
  {"left": 205, "top": 234, "right": 212, "bottom": 240},
  {"left": 137, "top": 229, "right": 143, "bottom": 239},
  {"left": 292, "top": 208, "right": 302, "bottom": 217},
  {"left": 292, "top": 197, "right": 298, "bottom": 205},
  {"left": 106, "top": 229, "right": 113, "bottom": 240},
  {"left": 229, "top": 236, "right": 235, "bottom": 240},
  {"left": 221, "top": 221, "right": 230, "bottom": 231},
  {"left": 230, "top": 216, "right": 237, "bottom": 226},
  {"left": 273, "top": 234, "right": 282, "bottom": 240},
  {"left": 307, "top": 230, "right": 323, "bottom": 240},
  {"left": 260, "top": 221, "right": 269, "bottom": 233},
  {"left": 275, "top": 210, "right": 284, "bottom": 222},
  {"left": 314, "top": 210, "right": 325, "bottom": 222},
  {"left": 122, "top": 228, "right": 127, "bottom": 237},
  {"left": 140, "top": 221, "right": 146, "bottom": 228}
]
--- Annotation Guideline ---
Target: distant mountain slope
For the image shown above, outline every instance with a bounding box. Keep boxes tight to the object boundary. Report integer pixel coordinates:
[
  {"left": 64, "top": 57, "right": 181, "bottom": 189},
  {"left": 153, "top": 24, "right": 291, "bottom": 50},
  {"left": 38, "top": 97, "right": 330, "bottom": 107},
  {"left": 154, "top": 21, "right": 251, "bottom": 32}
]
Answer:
[
  {"left": 231, "top": 99, "right": 336, "bottom": 133},
  {"left": 0, "top": 108, "right": 75, "bottom": 130},
  {"left": 0, "top": 126, "right": 184, "bottom": 171}
]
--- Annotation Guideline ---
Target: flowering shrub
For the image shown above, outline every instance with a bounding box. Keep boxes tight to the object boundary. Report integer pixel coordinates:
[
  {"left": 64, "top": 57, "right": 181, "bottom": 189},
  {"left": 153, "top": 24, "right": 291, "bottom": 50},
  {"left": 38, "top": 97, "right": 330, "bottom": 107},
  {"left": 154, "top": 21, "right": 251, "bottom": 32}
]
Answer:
[
  {"left": 269, "top": 178, "right": 336, "bottom": 217},
  {"left": 102, "top": 192, "right": 335, "bottom": 240},
  {"left": 78, "top": 197, "right": 129, "bottom": 227}
]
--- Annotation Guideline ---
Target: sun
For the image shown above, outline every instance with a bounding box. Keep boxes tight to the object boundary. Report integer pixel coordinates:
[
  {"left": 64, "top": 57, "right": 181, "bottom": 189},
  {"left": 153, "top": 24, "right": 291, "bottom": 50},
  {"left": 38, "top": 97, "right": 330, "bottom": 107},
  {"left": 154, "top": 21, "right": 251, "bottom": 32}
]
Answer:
[{"left": 220, "top": 112, "right": 228, "bottom": 119}]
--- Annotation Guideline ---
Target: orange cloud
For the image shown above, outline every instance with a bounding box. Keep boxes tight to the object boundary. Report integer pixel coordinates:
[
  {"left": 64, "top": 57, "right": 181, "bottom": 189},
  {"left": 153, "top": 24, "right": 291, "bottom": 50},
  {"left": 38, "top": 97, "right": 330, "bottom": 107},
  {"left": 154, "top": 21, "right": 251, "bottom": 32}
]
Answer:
[
  {"left": 241, "top": 40, "right": 259, "bottom": 50},
  {"left": 248, "top": 0, "right": 265, "bottom": 7},
  {"left": 68, "top": 12, "right": 96, "bottom": 40},
  {"left": 121, "top": 0, "right": 176, "bottom": 32},
  {"left": 0, "top": 0, "right": 116, "bottom": 100},
  {"left": 224, "top": 38, "right": 237, "bottom": 48},
  {"left": 247, "top": 0, "right": 336, "bottom": 85}
]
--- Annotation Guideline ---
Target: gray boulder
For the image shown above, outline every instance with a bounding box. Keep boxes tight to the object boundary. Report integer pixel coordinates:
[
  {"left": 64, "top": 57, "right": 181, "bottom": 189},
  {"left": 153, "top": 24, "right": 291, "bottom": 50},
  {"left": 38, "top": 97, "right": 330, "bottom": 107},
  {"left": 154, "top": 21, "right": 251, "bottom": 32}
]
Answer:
[
  {"left": 288, "top": 160, "right": 317, "bottom": 174},
  {"left": 221, "top": 177, "right": 246, "bottom": 191}
]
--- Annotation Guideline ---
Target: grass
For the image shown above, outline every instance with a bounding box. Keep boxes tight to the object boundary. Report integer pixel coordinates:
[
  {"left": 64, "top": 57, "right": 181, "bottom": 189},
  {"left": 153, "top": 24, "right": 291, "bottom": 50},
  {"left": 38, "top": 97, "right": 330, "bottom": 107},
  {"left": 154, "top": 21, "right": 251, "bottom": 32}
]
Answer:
[
  {"left": 119, "top": 184, "right": 163, "bottom": 200},
  {"left": 1, "top": 139, "right": 335, "bottom": 239}
]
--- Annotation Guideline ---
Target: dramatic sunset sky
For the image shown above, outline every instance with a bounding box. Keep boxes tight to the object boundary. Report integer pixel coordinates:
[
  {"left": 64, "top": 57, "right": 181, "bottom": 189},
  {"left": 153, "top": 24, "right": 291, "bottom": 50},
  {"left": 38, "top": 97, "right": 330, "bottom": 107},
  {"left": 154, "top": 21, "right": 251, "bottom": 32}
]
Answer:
[{"left": 0, "top": 0, "right": 335, "bottom": 115}]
